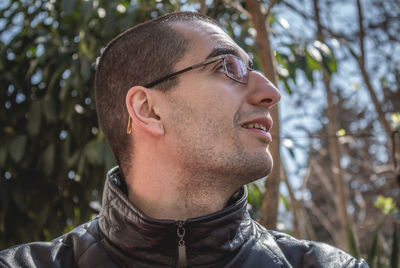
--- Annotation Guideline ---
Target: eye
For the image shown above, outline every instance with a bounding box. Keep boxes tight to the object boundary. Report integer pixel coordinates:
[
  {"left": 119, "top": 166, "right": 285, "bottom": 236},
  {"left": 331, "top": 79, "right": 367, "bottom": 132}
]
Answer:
[{"left": 214, "top": 63, "right": 225, "bottom": 73}]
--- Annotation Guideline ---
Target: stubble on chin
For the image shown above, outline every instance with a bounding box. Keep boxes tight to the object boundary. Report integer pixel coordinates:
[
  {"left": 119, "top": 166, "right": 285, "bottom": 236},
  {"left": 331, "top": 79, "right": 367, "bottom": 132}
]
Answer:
[
  {"left": 173, "top": 115, "right": 272, "bottom": 197},
  {"left": 168, "top": 97, "right": 273, "bottom": 198}
]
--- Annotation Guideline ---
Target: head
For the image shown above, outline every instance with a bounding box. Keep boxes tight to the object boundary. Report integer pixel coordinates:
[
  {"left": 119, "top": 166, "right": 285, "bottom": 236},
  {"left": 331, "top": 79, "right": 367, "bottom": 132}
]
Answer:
[
  {"left": 95, "top": 12, "right": 218, "bottom": 176},
  {"left": 95, "top": 12, "right": 280, "bottom": 193}
]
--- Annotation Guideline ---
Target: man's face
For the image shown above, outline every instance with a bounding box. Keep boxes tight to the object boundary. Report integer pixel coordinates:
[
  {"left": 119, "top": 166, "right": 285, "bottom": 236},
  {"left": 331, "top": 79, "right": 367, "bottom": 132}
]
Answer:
[{"left": 159, "top": 21, "right": 280, "bottom": 190}]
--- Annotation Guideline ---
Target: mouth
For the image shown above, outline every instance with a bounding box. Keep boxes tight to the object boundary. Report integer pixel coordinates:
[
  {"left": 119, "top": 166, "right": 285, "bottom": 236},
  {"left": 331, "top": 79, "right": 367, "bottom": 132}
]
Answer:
[
  {"left": 243, "top": 122, "right": 268, "bottom": 131},
  {"left": 241, "top": 117, "right": 273, "bottom": 141}
]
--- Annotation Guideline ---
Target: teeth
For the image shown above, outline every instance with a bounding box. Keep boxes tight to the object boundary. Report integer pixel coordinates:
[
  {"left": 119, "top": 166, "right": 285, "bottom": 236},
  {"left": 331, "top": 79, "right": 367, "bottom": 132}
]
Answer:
[{"left": 244, "top": 123, "right": 267, "bottom": 131}]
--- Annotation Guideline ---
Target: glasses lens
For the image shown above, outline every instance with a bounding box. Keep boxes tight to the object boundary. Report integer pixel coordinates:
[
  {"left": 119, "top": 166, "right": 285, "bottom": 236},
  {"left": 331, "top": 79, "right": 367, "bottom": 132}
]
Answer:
[{"left": 224, "top": 55, "right": 248, "bottom": 83}]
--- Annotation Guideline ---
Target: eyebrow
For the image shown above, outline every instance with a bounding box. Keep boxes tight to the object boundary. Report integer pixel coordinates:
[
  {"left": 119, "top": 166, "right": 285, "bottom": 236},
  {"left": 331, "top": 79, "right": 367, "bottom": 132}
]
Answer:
[
  {"left": 206, "top": 46, "right": 253, "bottom": 67},
  {"left": 206, "top": 47, "right": 239, "bottom": 59}
]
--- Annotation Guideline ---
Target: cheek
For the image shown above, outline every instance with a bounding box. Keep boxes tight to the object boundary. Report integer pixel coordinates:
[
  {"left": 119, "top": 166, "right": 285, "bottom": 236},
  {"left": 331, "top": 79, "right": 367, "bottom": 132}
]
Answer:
[
  {"left": 165, "top": 82, "right": 243, "bottom": 141},
  {"left": 167, "top": 101, "right": 228, "bottom": 148}
]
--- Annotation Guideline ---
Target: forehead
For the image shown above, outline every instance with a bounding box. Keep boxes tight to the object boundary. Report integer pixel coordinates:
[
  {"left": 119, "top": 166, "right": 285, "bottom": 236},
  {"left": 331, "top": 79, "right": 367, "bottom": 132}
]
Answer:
[{"left": 171, "top": 20, "right": 249, "bottom": 66}]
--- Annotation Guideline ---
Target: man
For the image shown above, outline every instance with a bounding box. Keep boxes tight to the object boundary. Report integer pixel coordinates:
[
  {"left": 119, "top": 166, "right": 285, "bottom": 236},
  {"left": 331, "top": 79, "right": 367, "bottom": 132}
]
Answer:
[{"left": 0, "top": 12, "right": 368, "bottom": 267}]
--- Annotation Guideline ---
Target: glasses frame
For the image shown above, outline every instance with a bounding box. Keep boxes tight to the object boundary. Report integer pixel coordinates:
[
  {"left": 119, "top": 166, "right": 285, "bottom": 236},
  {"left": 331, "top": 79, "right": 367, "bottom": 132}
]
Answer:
[
  {"left": 144, "top": 54, "right": 254, "bottom": 88},
  {"left": 127, "top": 54, "right": 254, "bottom": 134}
]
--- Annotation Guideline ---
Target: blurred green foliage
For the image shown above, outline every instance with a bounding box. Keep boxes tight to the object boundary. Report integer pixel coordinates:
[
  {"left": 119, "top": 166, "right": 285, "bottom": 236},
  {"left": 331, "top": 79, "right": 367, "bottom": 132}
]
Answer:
[
  {"left": 0, "top": 0, "right": 191, "bottom": 248},
  {"left": 374, "top": 195, "right": 398, "bottom": 215},
  {"left": 0, "top": 0, "right": 301, "bottom": 248},
  {"left": 366, "top": 224, "right": 399, "bottom": 268},
  {"left": 0, "top": 0, "right": 271, "bottom": 249}
]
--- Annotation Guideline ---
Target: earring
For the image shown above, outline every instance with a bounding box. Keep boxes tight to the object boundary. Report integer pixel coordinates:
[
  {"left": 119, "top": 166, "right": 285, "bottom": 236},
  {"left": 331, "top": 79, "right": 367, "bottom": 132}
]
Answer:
[{"left": 126, "top": 116, "right": 132, "bottom": 134}]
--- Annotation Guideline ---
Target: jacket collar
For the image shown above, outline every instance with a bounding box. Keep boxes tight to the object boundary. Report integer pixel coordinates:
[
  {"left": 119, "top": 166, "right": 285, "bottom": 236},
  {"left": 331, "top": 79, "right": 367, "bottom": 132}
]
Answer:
[{"left": 98, "top": 166, "right": 257, "bottom": 267}]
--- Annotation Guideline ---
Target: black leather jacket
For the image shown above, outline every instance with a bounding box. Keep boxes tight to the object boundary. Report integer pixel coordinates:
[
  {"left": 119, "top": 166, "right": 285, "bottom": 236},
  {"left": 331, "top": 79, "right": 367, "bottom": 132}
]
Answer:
[{"left": 0, "top": 167, "right": 368, "bottom": 267}]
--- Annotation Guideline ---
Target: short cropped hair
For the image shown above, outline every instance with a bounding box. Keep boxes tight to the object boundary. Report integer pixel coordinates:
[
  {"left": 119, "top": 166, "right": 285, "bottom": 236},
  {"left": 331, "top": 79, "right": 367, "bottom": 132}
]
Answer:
[{"left": 95, "top": 12, "right": 219, "bottom": 176}]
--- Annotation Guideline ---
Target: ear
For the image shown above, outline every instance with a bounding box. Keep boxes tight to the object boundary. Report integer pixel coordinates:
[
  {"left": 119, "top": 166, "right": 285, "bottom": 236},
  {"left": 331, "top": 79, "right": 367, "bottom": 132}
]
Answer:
[{"left": 126, "top": 86, "right": 164, "bottom": 136}]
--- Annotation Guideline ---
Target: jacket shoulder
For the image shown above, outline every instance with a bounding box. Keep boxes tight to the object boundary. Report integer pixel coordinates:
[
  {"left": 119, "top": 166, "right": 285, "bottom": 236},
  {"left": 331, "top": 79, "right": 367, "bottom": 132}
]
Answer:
[
  {"left": 267, "top": 230, "right": 369, "bottom": 268},
  {"left": 0, "top": 219, "right": 117, "bottom": 268}
]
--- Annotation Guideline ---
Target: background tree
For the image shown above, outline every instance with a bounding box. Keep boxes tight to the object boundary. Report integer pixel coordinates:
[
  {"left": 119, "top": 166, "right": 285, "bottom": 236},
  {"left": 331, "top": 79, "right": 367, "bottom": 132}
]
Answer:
[
  {"left": 269, "top": 0, "right": 399, "bottom": 263},
  {"left": 0, "top": 0, "right": 185, "bottom": 248},
  {"left": 1, "top": 1, "right": 399, "bottom": 265}
]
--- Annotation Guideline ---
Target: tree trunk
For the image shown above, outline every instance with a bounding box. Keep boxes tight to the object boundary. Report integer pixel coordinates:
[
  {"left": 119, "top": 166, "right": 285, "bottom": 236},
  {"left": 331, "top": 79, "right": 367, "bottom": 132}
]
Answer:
[
  {"left": 355, "top": 0, "right": 392, "bottom": 140},
  {"left": 245, "top": 0, "right": 281, "bottom": 230},
  {"left": 313, "top": 0, "right": 352, "bottom": 251},
  {"left": 281, "top": 164, "right": 301, "bottom": 237},
  {"left": 323, "top": 69, "right": 350, "bottom": 250}
]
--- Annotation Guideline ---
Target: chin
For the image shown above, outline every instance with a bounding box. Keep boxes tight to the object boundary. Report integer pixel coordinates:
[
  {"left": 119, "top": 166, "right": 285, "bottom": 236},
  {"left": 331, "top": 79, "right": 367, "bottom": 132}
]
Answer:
[
  {"left": 234, "top": 153, "right": 273, "bottom": 185},
  {"left": 254, "top": 161, "right": 273, "bottom": 180},
  {"left": 254, "top": 150, "right": 273, "bottom": 176}
]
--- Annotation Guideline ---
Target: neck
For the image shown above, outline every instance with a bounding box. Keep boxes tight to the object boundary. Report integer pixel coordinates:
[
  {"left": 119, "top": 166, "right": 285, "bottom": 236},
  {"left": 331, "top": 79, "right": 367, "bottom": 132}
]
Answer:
[{"left": 125, "top": 156, "right": 236, "bottom": 220}]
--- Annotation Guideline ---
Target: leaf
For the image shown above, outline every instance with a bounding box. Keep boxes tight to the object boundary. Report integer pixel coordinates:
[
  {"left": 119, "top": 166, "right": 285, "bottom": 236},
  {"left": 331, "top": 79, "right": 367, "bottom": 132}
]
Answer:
[
  {"left": 80, "top": 56, "right": 91, "bottom": 81},
  {"left": 267, "top": 13, "right": 275, "bottom": 24},
  {"left": 305, "top": 53, "right": 320, "bottom": 71},
  {"left": 322, "top": 54, "right": 333, "bottom": 76},
  {"left": 374, "top": 195, "right": 398, "bottom": 215},
  {"left": 77, "top": 153, "right": 85, "bottom": 178},
  {"left": 102, "top": 142, "right": 116, "bottom": 171},
  {"left": 305, "top": 69, "right": 315, "bottom": 86},
  {"left": 391, "top": 224, "right": 399, "bottom": 268},
  {"left": 280, "top": 193, "right": 290, "bottom": 210},
  {"left": 328, "top": 57, "right": 338, "bottom": 73},
  {"left": 105, "top": 4, "right": 117, "bottom": 35},
  {"left": 0, "top": 144, "right": 7, "bottom": 167},
  {"left": 80, "top": 0, "right": 93, "bottom": 21},
  {"left": 73, "top": 206, "right": 81, "bottom": 225},
  {"left": 27, "top": 100, "right": 42, "bottom": 136},
  {"left": 337, "top": 129, "right": 346, "bottom": 137},
  {"left": 42, "top": 143, "right": 55, "bottom": 176},
  {"left": 26, "top": 58, "right": 40, "bottom": 78},
  {"left": 281, "top": 78, "right": 292, "bottom": 95},
  {"left": 9, "top": 135, "right": 27, "bottom": 162},
  {"left": 346, "top": 226, "right": 359, "bottom": 259},
  {"left": 367, "top": 230, "right": 379, "bottom": 266},
  {"left": 392, "top": 113, "right": 400, "bottom": 129},
  {"left": 48, "top": 67, "right": 66, "bottom": 93},
  {"left": 59, "top": 82, "right": 69, "bottom": 101},
  {"left": 62, "top": 0, "right": 76, "bottom": 15},
  {"left": 36, "top": 202, "right": 51, "bottom": 230},
  {"left": 275, "top": 52, "right": 284, "bottom": 65},
  {"left": 288, "top": 62, "right": 297, "bottom": 85},
  {"left": 377, "top": 241, "right": 382, "bottom": 267},
  {"left": 67, "top": 151, "right": 80, "bottom": 167},
  {"left": 42, "top": 99, "right": 57, "bottom": 123},
  {"left": 247, "top": 183, "right": 263, "bottom": 211},
  {"left": 12, "top": 190, "right": 26, "bottom": 211},
  {"left": 84, "top": 140, "right": 102, "bottom": 165},
  {"left": 0, "top": 194, "right": 7, "bottom": 233}
]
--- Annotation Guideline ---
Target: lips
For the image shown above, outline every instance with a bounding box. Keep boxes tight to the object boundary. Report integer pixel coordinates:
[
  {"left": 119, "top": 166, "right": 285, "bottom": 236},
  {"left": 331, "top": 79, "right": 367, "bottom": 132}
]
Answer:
[
  {"left": 241, "top": 117, "right": 273, "bottom": 141},
  {"left": 241, "top": 117, "right": 272, "bottom": 132}
]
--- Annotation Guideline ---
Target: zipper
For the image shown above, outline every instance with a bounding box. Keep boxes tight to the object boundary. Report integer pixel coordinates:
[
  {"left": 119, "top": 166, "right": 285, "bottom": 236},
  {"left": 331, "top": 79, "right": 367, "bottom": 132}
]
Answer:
[{"left": 176, "top": 220, "right": 188, "bottom": 267}]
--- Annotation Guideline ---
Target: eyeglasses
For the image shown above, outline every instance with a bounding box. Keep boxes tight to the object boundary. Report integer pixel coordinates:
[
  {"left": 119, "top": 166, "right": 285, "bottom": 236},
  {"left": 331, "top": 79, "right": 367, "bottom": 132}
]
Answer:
[
  {"left": 127, "top": 54, "right": 254, "bottom": 134},
  {"left": 144, "top": 54, "right": 254, "bottom": 88}
]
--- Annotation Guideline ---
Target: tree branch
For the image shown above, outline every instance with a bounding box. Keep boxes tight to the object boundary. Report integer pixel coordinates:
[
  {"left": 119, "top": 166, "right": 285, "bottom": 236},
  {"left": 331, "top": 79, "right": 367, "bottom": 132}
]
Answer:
[
  {"left": 356, "top": 0, "right": 365, "bottom": 65},
  {"left": 281, "top": 0, "right": 393, "bottom": 142},
  {"left": 354, "top": 0, "right": 393, "bottom": 140},
  {"left": 265, "top": 0, "right": 280, "bottom": 16},
  {"left": 223, "top": 0, "right": 252, "bottom": 19},
  {"left": 198, "top": 0, "right": 208, "bottom": 15},
  {"left": 307, "top": 199, "right": 344, "bottom": 247}
]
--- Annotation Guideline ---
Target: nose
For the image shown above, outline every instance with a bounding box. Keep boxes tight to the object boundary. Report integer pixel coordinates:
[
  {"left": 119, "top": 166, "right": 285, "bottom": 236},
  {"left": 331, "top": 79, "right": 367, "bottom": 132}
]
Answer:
[{"left": 247, "top": 70, "right": 281, "bottom": 108}]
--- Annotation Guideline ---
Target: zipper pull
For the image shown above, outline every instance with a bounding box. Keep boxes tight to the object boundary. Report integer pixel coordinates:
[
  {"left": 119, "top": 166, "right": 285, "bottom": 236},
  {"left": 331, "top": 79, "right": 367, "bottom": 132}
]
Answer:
[{"left": 177, "top": 221, "right": 188, "bottom": 268}]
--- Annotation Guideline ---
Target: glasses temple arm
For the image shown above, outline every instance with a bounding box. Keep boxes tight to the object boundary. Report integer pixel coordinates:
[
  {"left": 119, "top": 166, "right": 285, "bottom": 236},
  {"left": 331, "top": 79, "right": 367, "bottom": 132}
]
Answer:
[
  {"left": 144, "top": 55, "right": 224, "bottom": 88},
  {"left": 144, "top": 66, "right": 192, "bottom": 88}
]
